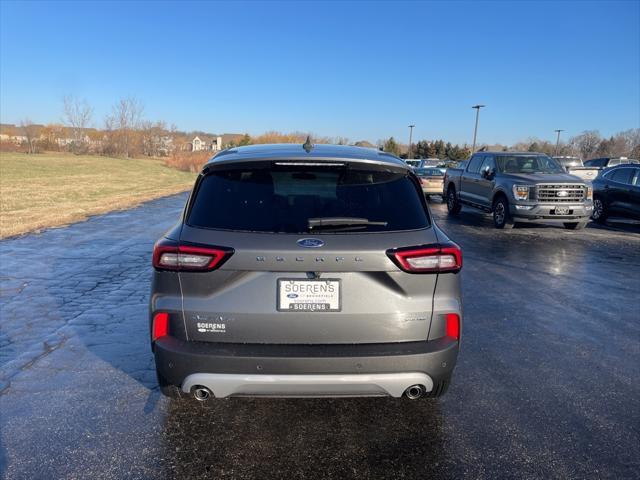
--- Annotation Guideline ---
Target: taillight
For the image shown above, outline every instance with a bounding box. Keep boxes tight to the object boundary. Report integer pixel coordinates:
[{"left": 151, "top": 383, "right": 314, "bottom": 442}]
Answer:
[
  {"left": 152, "top": 239, "right": 233, "bottom": 272},
  {"left": 445, "top": 313, "right": 460, "bottom": 340},
  {"left": 152, "top": 312, "right": 169, "bottom": 341},
  {"left": 387, "top": 243, "right": 462, "bottom": 273}
]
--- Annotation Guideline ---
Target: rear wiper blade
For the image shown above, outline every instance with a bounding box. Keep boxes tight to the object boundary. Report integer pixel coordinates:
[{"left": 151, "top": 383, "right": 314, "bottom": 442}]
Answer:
[{"left": 307, "top": 217, "right": 388, "bottom": 230}]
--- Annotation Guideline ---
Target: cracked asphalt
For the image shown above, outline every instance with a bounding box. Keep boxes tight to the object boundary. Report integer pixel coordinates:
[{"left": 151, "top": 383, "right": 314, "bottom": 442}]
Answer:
[{"left": 1, "top": 194, "right": 639, "bottom": 479}]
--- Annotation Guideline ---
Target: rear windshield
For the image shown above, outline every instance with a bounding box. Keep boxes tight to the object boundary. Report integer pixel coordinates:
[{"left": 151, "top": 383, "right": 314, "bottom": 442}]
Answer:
[
  {"left": 556, "top": 157, "right": 583, "bottom": 166},
  {"left": 415, "top": 168, "right": 444, "bottom": 176},
  {"left": 187, "top": 165, "right": 429, "bottom": 233}
]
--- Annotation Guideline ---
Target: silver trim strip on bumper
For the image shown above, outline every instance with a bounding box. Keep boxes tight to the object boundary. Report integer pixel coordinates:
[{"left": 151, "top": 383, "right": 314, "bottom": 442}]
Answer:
[{"left": 181, "top": 372, "right": 434, "bottom": 398}]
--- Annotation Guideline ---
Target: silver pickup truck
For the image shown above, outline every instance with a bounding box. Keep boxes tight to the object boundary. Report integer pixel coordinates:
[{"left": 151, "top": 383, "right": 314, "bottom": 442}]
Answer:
[
  {"left": 444, "top": 152, "right": 593, "bottom": 229},
  {"left": 553, "top": 156, "right": 600, "bottom": 182}
]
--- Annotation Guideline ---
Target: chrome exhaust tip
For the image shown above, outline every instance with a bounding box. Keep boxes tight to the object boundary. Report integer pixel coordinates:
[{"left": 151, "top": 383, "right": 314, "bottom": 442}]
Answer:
[
  {"left": 405, "top": 384, "right": 425, "bottom": 400},
  {"left": 192, "top": 386, "right": 212, "bottom": 402}
]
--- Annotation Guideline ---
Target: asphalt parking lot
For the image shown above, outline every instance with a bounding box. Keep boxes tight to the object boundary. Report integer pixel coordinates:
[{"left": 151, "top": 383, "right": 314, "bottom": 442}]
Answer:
[{"left": 1, "top": 194, "right": 639, "bottom": 480}]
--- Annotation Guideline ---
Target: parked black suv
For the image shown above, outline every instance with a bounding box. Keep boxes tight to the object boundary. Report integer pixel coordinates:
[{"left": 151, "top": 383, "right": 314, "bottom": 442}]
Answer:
[{"left": 591, "top": 164, "right": 640, "bottom": 223}]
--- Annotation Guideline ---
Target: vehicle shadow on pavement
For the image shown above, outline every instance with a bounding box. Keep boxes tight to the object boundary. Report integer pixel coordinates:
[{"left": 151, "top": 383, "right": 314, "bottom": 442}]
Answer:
[
  {"left": 431, "top": 203, "right": 640, "bottom": 234},
  {"left": 159, "top": 397, "right": 449, "bottom": 479},
  {"left": 588, "top": 218, "right": 640, "bottom": 234}
]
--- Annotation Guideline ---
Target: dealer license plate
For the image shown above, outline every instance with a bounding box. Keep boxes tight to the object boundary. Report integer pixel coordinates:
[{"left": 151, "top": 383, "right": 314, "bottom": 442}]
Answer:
[
  {"left": 277, "top": 279, "right": 341, "bottom": 312},
  {"left": 554, "top": 206, "right": 570, "bottom": 215}
]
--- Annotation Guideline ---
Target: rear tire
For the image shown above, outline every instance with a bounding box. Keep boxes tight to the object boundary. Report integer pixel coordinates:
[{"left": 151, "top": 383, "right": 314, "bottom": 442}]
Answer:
[
  {"left": 156, "top": 368, "right": 185, "bottom": 399},
  {"left": 492, "top": 196, "right": 514, "bottom": 229},
  {"left": 446, "top": 187, "right": 461, "bottom": 215},
  {"left": 564, "top": 221, "right": 587, "bottom": 230},
  {"left": 592, "top": 196, "right": 607, "bottom": 224},
  {"left": 425, "top": 374, "right": 452, "bottom": 398}
]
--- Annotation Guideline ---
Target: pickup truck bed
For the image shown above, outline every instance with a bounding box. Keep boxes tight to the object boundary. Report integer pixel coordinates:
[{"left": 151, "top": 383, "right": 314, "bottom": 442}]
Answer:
[{"left": 565, "top": 166, "right": 599, "bottom": 182}]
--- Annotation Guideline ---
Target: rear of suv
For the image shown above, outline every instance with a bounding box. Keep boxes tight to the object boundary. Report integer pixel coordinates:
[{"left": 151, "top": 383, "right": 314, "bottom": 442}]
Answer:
[{"left": 150, "top": 143, "right": 462, "bottom": 401}]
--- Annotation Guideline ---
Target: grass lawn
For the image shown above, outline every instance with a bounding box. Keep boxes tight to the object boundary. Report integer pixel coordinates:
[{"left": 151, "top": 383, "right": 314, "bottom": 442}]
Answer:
[{"left": 0, "top": 152, "right": 196, "bottom": 238}]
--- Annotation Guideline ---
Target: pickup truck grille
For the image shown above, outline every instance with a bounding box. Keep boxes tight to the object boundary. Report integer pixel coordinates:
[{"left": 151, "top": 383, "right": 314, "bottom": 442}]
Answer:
[{"left": 535, "top": 184, "right": 586, "bottom": 203}]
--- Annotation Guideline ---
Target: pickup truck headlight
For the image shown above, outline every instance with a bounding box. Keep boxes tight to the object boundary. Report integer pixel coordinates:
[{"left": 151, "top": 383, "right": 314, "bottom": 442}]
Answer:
[
  {"left": 512, "top": 185, "right": 529, "bottom": 201},
  {"left": 585, "top": 185, "right": 593, "bottom": 201}
]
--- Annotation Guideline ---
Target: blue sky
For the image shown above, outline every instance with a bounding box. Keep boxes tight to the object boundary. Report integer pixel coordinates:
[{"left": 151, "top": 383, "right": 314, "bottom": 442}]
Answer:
[{"left": 1, "top": 0, "right": 639, "bottom": 145}]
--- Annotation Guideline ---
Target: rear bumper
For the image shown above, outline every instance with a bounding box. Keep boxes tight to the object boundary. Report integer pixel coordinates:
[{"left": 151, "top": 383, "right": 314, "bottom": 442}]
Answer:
[
  {"left": 154, "top": 336, "right": 458, "bottom": 397},
  {"left": 510, "top": 202, "right": 593, "bottom": 222},
  {"left": 182, "top": 372, "right": 433, "bottom": 398},
  {"left": 421, "top": 185, "right": 444, "bottom": 194}
]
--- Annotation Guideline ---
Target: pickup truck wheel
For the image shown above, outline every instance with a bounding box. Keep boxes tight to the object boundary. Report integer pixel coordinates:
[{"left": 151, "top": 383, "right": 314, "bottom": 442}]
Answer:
[
  {"left": 592, "top": 196, "right": 607, "bottom": 223},
  {"left": 564, "top": 221, "right": 587, "bottom": 230},
  {"left": 446, "top": 188, "right": 461, "bottom": 214},
  {"left": 156, "top": 368, "right": 185, "bottom": 399},
  {"left": 493, "top": 197, "right": 514, "bottom": 229}
]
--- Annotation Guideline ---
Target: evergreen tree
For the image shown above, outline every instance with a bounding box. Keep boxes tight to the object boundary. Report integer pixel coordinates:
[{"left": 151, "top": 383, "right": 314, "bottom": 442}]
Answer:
[
  {"left": 445, "top": 142, "right": 453, "bottom": 158},
  {"left": 383, "top": 137, "right": 401, "bottom": 156},
  {"left": 426, "top": 142, "right": 436, "bottom": 158},
  {"left": 238, "top": 133, "right": 252, "bottom": 146}
]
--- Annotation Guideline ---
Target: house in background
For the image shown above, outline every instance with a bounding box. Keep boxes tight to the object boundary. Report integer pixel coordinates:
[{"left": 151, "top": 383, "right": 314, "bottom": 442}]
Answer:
[
  {"left": 0, "top": 123, "right": 30, "bottom": 144},
  {"left": 191, "top": 135, "right": 222, "bottom": 152}
]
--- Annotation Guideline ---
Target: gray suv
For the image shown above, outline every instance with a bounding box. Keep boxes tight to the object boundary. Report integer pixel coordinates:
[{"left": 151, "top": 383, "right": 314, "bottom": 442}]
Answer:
[{"left": 150, "top": 143, "right": 462, "bottom": 401}]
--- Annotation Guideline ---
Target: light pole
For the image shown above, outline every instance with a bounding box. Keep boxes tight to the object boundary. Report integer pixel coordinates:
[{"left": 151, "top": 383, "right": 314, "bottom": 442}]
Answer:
[
  {"left": 554, "top": 129, "right": 564, "bottom": 156},
  {"left": 471, "top": 105, "right": 485, "bottom": 153},
  {"left": 408, "top": 124, "right": 415, "bottom": 159}
]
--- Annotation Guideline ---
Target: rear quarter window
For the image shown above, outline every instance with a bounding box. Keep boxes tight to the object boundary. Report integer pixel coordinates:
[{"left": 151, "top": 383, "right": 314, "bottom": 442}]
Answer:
[{"left": 187, "top": 165, "right": 430, "bottom": 233}]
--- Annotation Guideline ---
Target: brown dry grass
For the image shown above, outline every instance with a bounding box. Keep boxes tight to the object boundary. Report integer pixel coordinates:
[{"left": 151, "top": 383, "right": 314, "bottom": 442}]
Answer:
[
  {"left": 0, "top": 152, "right": 196, "bottom": 238},
  {"left": 164, "top": 150, "right": 211, "bottom": 172}
]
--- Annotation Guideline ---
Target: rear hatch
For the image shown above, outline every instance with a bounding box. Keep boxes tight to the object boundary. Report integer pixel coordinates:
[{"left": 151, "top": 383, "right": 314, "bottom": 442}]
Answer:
[{"left": 178, "top": 160, "right": 441, "bottom": 344}]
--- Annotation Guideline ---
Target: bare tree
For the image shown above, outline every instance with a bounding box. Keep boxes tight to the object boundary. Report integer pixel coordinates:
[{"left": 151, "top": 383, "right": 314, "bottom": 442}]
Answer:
[
  {"left": 40, "top": 123, "right": 67, "bottom": 151},
  {"left": 19, "top": 118, "right": 39, "bottom": 154},
  {"left": 617, "top": 128, "right": 640, "bottom": 157},
  {"left": 62, "top": 96, "right": 93, "bottom": 153},
  {"left": 106, "top": 97, "right": 144, "bottom": 157},
  {"left": 140, "top": 120, "right": 169, "bottom": 157},
  {"left": 101, "top": 114, "right": 117, "bottom": 156},
  {"left": 570, "top": 130, "right": 601, "bottom": 160}
]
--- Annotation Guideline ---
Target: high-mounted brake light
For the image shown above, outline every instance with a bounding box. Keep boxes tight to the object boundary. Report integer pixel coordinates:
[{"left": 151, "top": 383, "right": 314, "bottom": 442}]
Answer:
[
  {"left": 445, "top": 313, "right": 460, "bottom": 340},
  {"left": 152, "top": 240, "right": 233, "bottom": 272},
  {"left": 387, "top": 243, "right": 462, "bottom": 273},
  {"left": 152, "top": 312, "right": 169, "bottom": 341},
  {"left": 274, "top": 162, "right": 345, "bottom": 167}
]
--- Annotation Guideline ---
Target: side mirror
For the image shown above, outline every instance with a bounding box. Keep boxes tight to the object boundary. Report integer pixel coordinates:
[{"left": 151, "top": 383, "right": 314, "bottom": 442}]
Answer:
[{"left": 481, "top": 166, "right": 493, "bottom": 179}]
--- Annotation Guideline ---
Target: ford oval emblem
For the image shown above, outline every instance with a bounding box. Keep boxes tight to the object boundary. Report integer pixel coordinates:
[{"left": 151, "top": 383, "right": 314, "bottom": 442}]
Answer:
[
  {"left": 297, "top": 238, "right": 324, "bottom": 248},
  {"left": 287, "top": 293, "right": 298, "bottom": 299}
]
